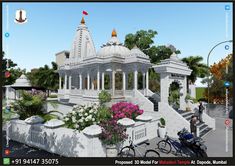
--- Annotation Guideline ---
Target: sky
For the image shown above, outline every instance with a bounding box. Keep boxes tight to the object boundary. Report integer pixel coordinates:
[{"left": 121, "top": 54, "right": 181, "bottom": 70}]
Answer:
[{"left": 2, "top": 2, "right": 233, "bottom": 87}]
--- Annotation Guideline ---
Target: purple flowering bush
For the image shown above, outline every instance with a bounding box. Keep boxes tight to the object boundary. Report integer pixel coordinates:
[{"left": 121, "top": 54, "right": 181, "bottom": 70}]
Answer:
[
  {"left": 111, "top": 102, "right": 144, "bottom": 120},
  {"left": 99, "top": 119, "right": 128, "bottom": 145},
  {"left": 99, "top": 102, "right": 143, "bottom": 145}
]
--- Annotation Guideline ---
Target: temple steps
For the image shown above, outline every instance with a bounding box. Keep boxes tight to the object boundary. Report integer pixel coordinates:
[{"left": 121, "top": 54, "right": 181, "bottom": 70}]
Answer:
[{"left": 176, "top": 110, "right": 212, "bottom": 138}]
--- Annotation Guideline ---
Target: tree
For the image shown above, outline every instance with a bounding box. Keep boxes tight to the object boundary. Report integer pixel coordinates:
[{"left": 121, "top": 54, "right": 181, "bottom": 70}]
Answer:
[
  {"left": 204, "top": 54, "right": 233, "bottom": 104},
  {"left": 2, "top": 51, "right": 19, "bottom": 85},
  {"left": 124, "top": 30, "right": 180, "bottom": 64},
  {"left": 124, "top": 29, "right": 181, "bottom": 92},
  {"left": 27, "top": 62, "right": 59, "bottom": 95},
  {"left": 182, "top": 56, "right": 208, "bottom": 88}
]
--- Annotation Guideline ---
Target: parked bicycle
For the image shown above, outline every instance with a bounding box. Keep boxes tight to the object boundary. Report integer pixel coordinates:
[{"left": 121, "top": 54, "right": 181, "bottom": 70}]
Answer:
[
  {"left": 157, "top": 132, "right": 183, "bottom": 156},
  {"left": 118, "top": 138, "right": 160, "bottom": 157}
]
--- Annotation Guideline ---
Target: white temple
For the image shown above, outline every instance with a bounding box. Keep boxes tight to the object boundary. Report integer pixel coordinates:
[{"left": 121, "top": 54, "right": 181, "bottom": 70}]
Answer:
[
  {"left": 56, "top": 16, "right": 194, "bottom": 112},
  {"left": 56, "top": 17, "right": 152, "bottom": 105}
]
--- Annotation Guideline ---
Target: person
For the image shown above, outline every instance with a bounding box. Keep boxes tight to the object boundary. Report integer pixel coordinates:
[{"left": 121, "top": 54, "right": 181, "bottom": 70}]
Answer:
[
  {"left": 190, "top": 115, "right": 197, "bottom": 137},
  {"left": 198, "top": 101, "right": 205, "bottom": 123}
]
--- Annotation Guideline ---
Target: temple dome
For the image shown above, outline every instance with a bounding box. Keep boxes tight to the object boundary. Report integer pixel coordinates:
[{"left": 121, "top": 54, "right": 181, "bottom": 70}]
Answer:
[
  {"left": 97, "top": 29, "right": 130, "bottom": 57},
  {"left": 130, "top": 45, "right": 148, "bottom": 58}
]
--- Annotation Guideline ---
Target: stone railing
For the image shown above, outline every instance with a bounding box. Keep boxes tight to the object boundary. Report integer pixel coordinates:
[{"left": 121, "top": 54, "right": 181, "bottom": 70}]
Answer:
[
  {"left": 146, "top": 89, "right": 154, "bottom": 97},
  {"left": 137, "top": 90, "right": 154, "bottom": 112},
  {"left": 8, "top": 115, "right": 159, "bottom": 157},
  {"left": 114, "top": 90, "right": 124, "bottom": 96},
  {"left": 158, "top": 102, "right": 191, "bottom": 138},
  {"left": 124, "top": 90, "right": 134, "bottom": 97}
]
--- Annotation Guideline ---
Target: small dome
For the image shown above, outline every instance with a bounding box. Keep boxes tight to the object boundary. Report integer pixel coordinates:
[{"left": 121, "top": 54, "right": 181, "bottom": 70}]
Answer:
[
  {"left": 97, "top": 30, "right": 130, "bottom": 57},
  {"left": 13, "top": 74, "right": 31, "bottom": 86},
  {"left": 170, "top": 52, "right": 180, "bottom": 61},
  {"left": 130, "top": 46, "right": 147, "bottom": 57}
]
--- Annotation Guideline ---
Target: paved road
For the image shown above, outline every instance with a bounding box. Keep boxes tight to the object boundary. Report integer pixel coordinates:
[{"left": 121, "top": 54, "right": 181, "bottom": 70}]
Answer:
[{"left": 203, "top": 106, "right": 233, "bottom": 157}]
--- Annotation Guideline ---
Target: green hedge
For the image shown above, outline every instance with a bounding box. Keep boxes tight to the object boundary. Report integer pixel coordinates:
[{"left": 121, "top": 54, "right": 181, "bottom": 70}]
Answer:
[{"left": 196, "top": 87, "right": 206, "bottom": 101}]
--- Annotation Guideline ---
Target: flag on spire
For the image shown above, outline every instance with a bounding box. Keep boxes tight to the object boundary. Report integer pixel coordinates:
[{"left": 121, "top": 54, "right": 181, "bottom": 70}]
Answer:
[{"left": 83, "top": 11, "right": 88, "bottom": 15}]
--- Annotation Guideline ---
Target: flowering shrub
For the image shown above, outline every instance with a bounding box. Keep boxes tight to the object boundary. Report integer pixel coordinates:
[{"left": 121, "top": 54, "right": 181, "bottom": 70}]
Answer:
[
  {"left": 99, "top": 119, "right": 128, "bottom": 145},
  {"left": 111, "top": 102, "right": 144, "bottom": 120},
  {"left": 63, "top": 103, "right": 99, "bottom": 131}
]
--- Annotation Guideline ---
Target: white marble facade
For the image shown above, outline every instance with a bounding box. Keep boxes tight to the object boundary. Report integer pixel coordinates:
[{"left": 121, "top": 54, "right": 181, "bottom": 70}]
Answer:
[
  {"left": 56, "top": 17, "right": 152, "bottom": 104},
  {"left": 56, "top": 17, "right": 192, "bottom": 110}
]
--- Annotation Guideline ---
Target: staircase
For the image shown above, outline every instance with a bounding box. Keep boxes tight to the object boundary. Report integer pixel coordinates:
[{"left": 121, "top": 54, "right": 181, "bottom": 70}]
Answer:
[
  {"left": 176, "top": 110, "right": 212, "bottom": 138},
  {"left": 148, "top": 97, "right": 159, "bottom": 112}
]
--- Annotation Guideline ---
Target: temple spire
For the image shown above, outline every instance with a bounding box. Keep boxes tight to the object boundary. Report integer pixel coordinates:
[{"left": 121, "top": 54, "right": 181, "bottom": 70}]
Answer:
[{"left": 111, "top": 29, "right": 117, "bottom": 37}]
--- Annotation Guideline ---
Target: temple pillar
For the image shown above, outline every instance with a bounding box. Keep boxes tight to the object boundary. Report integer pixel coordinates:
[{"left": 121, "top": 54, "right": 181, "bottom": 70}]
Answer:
[
  {"left": 64, "top": 74, "right": 67, "bottom": 90},
  {"left": 146, "top": 70, "right": 149, "bottom": 90},
  {"left": 112, "top": 71, "right": 116, "bottom": 96},
  {"left": 160, "top": 73, "right": 169, "bottom": 103},
  {"left": 101, "top": 72, "right": 105, "bottom": 90},
  {"left": 97, "top": 71, "right": 100, "bottom": 91},
  {"left": 79, "top": 74, "right": 82, "bottom": 90},
  {"left": 87, "top": 73, "right": 90, "bottom": 90},
  {"left": 69, "top": 75, "right": 72, "bottom": 90},
  {"left": 91, "top": 75, "right": 94, "bottom": 90},
  {"left": 142, "top": 72, "right": 146, "bottom": 95},
  {"left": 134, "top": 69, "right": 138, "bottom": 90},
  {"left": 142, "top": 72, "right": 146, "bottom": 89},
  {"left": 123, "top": 72, "right": 126, "bottom": 92},
  {"left": 59, "top": 76, "right": 61, "bottom": 89}
]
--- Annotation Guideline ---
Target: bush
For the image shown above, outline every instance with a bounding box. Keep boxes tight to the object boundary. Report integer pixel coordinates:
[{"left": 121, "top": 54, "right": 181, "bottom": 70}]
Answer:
[
  {"left": 13, "top": 90, "right": 47, "bottom": 120},
  {"left": 159, "top": 117, "right": 166, "bottom": 127},
  {"left": 98, "top": 90, "right": 111, "bottom": 105},
  {"left": 97, "top": 106, "right": 112, "bottom": 123},
  {"left": 63, "top": 103, "right": 99, "bottom": 131},
  {"left": 111, "top": 102, "right": 144, "bottom": 120},
  {"left": 168, "top": 90, "right": 180, "bottom": 108},
  {"left": 99, "top": 119, "right": 128, "bottom": 145}
]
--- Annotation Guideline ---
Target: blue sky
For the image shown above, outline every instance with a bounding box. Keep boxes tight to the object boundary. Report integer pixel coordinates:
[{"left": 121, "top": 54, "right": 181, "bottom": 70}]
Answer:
[{"left": 2, "top": 2, "right": 233, "bottom": 86}]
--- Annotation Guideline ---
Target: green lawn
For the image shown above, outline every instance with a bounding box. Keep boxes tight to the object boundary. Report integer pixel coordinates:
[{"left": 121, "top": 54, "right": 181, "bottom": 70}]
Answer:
[{"left": 196, "top": 87, "right": 206, "bottom": 101}]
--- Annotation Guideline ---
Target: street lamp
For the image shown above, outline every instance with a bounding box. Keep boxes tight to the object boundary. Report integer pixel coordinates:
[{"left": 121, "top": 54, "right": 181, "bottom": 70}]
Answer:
[{"left": 206, "top": 40, "right": 233, "bottom": 104}]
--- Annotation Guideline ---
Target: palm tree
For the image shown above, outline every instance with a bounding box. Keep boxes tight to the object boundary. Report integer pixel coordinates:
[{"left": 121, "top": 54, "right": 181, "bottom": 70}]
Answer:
[{"left": 182, "top": 56, "right": 208, "bottom": 89}]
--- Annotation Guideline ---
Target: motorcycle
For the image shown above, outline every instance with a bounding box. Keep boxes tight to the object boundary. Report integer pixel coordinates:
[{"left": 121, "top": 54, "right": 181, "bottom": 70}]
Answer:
[{"left": 177, "top": 128, "right": 208, "bottom": 157}]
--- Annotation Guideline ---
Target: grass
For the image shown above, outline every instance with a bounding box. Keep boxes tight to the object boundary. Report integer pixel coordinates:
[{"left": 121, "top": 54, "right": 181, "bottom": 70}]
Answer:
[
  {"left": 41, "top": 114, "right": 59, "bottom": 121},
  {"left": 196, "top": 87, "right": 206, "bottom": 101}
]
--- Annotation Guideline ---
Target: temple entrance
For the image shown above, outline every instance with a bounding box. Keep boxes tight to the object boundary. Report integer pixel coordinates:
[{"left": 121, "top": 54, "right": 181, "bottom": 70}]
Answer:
[
  {"left": 168, "top": 81, "right": 181, "bottom": 110},
  {"left": 153, "top": 52, "right": 192, "bottom": 110}
]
